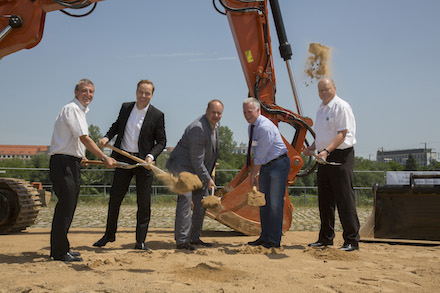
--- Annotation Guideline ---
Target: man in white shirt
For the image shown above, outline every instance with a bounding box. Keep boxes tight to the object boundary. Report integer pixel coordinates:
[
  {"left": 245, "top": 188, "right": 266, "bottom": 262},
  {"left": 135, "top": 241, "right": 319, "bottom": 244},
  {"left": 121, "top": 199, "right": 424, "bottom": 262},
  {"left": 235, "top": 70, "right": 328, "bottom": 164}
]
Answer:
[
  {"left": 93, "top": 80, "right": 166, "bottom": 251},
  {"left": 49, "top": 78, "right": 116, "bottom": 262},
  {"left": 303, "top": 78, "right": 360, "bottom": 252}
]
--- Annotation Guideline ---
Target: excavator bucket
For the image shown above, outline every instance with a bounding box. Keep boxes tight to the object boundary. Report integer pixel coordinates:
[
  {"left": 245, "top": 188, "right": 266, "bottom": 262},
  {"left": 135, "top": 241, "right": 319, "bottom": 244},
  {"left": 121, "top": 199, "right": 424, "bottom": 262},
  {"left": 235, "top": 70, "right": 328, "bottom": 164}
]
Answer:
[
  {"left": 360, "top": 174, "right": 440, "bottom": 244},
  {"left": 205, "top": 165, "right": 293, "bottom": 236}
]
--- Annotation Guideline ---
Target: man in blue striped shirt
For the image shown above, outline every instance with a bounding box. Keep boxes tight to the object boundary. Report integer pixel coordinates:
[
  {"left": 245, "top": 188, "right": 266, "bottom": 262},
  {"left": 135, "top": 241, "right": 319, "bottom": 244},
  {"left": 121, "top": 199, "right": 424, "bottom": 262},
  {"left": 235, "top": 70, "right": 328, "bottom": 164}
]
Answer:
[{"left": 243, "top": 97, "right": 291, "bottom": 249}]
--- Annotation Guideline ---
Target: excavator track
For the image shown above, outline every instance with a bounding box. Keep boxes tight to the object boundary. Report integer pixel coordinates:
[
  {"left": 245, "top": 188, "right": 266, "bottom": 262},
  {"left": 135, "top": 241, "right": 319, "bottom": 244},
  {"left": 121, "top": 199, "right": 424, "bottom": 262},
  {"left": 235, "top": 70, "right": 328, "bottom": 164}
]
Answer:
[{"left": 0, "top": 178, "right": 41, "bottom": 234}]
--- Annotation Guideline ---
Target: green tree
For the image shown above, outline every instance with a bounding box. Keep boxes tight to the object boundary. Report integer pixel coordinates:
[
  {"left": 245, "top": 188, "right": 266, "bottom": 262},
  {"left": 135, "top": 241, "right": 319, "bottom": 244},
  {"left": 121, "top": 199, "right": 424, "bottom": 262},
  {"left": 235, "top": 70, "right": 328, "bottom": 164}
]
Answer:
[
  {"left": 218, "top": 126, "right": 237, "bottom": 162},
  {"left": 427, "top": 160, "right": 440, "bottom": 170},
  {"left": 27, "top": 154, "right": 50, "bottom": 184},
  {"left": 0, "top": 158, "right": 28, "bottom": 180},
  {"left": 86, "top": 124, "right": 103, "bottom": 160},
  {"left": 405, "top": 154, "right": 420, "bottom": 171},
  {"left": 387, "top": 161, "right": 405, "bottom": 171},
  {"left": 81, "top": 124, "right": 112, "bottom": 193},
  {"left": 152, "top": 153, "right": 170, "bottom": 187}
]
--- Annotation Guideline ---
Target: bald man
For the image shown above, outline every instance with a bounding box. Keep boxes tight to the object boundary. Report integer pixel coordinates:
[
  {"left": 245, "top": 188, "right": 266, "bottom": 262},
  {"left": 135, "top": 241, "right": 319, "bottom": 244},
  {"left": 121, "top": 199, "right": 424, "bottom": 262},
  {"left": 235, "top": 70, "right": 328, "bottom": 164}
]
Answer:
[{"left": 303, "top": 78, "right": 360, "bottom": 252}]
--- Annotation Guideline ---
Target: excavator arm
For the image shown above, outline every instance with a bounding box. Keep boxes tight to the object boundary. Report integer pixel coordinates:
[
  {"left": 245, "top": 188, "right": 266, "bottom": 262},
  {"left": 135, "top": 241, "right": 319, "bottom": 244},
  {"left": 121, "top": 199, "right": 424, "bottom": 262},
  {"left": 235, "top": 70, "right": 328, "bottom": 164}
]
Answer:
[
  {"left": 207, "top": 0, "right": 316, "bottom": 235},
  {"left": 0, "top": 0, "right": 316, "bottom": 235},
  {"left": 0, "top": 0, "right": 103, "bottom": 59}
]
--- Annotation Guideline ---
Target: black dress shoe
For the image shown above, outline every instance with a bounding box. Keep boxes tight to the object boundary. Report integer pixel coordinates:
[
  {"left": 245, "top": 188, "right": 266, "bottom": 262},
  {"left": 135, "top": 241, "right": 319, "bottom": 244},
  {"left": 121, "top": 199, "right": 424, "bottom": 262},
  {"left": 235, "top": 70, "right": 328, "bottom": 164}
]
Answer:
[
  {"left": 69, "top": 251, "right": 81, "bottom": 257},
  {"left": 308, "top": 241, "right": 333, "bottom": 247},
  {"left": 134, "top": 242, "right": 151, "bottom": 251},
  {"left": 248, "top": 238, "right": 265, "bottom": 246},
  {"left": 190, "top": 239, "right": 213, "bottom": 247},
  {"left": 262, "top": 241, "right": 281, "bottom": 249},
  {"left": 339, "top": 243, "right": 359, "bottom": 252},
  {"left": 53, "top": 252, "right": 83, "bottom": 262},
  {"left": 93, "top": 235, "right": 115, "bottom": 247},
  {"left": 176, "top": 242, "right": 195, "bottom": 251}
]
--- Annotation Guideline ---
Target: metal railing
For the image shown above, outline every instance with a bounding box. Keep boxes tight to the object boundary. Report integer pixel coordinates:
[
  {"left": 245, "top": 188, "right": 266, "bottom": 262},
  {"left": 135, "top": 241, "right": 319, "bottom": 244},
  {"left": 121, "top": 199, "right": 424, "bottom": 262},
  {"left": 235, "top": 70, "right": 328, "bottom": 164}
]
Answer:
[{"left": 1, "top": 167, "right": 380, "bottom": 205}]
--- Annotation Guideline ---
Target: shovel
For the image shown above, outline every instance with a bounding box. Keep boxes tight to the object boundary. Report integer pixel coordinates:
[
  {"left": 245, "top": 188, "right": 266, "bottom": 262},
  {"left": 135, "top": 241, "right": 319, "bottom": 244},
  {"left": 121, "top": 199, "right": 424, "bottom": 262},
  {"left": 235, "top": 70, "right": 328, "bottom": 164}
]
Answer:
[
  {"left": 314, "top": 155, "right": 341, "bottom": 166},
  {"left": 85, "top": 160, "right": 131, "bottom": 169},
  {"left": 103, "top": 144, "right": 202, "bottom": 193}
]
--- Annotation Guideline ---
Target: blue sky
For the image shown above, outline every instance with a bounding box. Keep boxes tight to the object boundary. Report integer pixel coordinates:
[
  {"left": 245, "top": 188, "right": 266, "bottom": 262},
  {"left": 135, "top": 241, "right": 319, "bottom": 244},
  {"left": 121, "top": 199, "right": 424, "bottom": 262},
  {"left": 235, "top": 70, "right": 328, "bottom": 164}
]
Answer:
[{"left": 1, "top": 0, "right": 439, "bottom": 160}]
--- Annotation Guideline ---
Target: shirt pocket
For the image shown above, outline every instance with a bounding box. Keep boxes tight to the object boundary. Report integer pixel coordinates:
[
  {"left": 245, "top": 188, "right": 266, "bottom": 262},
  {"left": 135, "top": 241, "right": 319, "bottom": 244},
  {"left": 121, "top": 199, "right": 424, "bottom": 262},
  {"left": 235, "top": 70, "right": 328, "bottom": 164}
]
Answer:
[{"left": 326, "top": 117, "right": 335, "bottom": 131}]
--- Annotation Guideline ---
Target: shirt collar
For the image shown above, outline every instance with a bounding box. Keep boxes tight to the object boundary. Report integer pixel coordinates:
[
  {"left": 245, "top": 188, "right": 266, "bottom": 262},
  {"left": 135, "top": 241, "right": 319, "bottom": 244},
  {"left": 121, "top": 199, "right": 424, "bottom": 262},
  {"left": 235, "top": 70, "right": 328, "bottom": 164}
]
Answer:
[
  {"left": 252, "top": 114, "right": 263, "bottom": 126},
  {"left": 319, "top": 94, "right": 338, "bottom": 109},
  {"left": 135, "top": 102, "right": 149, "bottom": 114},
  {"left": 210, "top": 122, "right": 219, "bottom": 131},
  {"left": 73, "top": 98, "right": 89, "bottom": 113}
]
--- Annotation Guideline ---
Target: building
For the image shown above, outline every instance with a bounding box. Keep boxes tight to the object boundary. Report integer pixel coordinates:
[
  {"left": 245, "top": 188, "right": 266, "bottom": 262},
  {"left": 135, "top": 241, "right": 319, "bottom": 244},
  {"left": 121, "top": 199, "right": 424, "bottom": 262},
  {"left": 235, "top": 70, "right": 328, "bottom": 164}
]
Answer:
[
  {"left": 233, "top": 142, "right": 247, "bottom": 155},
  {"left": 0, "top": 145, "right": 49, "bottom": 160},
  {"left": 376, "top": 148, "right": 438, "bottom": 166}
]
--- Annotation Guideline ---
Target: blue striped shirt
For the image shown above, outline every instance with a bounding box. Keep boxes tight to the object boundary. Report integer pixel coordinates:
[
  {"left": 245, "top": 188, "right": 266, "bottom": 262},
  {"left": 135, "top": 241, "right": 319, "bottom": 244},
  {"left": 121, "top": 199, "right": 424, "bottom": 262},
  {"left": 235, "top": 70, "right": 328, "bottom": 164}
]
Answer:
[{"left": 249, "top": 115, "right": 287, "bottom": 165}]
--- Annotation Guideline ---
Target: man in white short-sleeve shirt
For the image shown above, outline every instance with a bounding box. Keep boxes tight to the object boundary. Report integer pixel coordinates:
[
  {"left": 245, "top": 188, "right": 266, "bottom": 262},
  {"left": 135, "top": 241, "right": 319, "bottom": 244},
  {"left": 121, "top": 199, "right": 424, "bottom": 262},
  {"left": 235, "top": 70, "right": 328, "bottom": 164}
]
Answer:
[
  {"left": 49, "top": 79, "right": 115, "bottom": 262},
  {"left": 303, "top": 78, "right": 360, "bottom": 252}
]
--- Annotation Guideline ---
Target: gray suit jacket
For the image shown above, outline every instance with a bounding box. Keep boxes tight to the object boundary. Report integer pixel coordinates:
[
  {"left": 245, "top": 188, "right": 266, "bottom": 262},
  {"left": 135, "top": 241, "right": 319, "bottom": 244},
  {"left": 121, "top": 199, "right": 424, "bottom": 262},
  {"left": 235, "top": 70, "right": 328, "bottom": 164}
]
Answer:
[{"left": 166, "top": 114, "right": 219, "bottom": 187}]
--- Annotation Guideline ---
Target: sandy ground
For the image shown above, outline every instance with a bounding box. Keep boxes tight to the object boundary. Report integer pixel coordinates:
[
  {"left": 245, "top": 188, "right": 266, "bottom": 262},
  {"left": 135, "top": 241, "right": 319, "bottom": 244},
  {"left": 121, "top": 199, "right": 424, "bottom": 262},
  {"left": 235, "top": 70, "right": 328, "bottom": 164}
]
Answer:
[{"left": 1, "top": 205, "right": 439, "bottom": 293}]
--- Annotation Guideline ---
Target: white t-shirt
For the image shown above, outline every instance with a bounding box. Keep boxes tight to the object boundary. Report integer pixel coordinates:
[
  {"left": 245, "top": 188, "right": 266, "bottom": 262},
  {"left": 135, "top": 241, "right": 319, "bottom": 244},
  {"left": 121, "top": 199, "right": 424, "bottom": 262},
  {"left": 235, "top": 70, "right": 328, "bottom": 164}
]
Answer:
[
  {"left": 315, "top": 95, "right": 356, "bottom": 151},
  {"left": 49, "top": 98, "right": 89, "bottom": 158}
]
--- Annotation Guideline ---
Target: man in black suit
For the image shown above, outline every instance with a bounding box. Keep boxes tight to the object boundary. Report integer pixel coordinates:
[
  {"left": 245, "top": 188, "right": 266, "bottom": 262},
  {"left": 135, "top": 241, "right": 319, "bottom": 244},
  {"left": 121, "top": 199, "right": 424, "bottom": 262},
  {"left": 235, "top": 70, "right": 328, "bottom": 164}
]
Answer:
[{"left": 93, "top": 79, "right": 166, "bottom": 251}]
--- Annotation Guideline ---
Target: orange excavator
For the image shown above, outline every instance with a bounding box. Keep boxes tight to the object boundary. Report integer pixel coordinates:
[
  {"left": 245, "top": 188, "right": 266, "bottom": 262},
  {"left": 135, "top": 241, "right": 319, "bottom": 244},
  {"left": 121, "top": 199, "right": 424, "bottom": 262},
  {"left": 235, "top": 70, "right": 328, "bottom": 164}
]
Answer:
[{"left": 0, "top": 0, "right": 316, "bottom": 235}]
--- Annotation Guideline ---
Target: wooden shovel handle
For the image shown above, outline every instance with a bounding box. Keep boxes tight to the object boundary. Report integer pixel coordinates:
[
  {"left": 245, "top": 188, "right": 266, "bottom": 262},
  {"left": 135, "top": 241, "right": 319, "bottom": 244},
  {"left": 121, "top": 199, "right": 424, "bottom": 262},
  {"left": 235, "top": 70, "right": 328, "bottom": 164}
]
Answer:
[
  {"left": 86, "top": 160, "right": 104, "bottom": 165},
  {"left": 105, "top": 144, "right": 146, "bottom": 164},
  {"left": 104, "top": 144, "right": 165, "bottom": 173}
]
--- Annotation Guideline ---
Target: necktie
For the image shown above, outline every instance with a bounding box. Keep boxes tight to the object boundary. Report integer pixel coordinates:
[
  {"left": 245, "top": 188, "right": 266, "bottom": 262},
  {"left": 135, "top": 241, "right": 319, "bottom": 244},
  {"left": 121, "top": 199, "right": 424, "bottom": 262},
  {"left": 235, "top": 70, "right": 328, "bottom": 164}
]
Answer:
[
  {"left": 246, "top": 124, "right": 255, "bottom": 167},
  {"left": 212, "top": 129, "right": 217, "bottom": 149}
]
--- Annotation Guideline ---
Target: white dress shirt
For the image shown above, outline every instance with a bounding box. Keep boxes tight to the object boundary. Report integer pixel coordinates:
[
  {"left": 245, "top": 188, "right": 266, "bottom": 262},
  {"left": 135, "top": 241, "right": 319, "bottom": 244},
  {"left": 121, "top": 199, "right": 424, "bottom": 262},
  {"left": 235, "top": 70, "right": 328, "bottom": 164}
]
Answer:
[
  {"left": 315, "top": 95, "right": 356, "bottom": 151},
  {"left": 49, "top": 98, "right": 89, "bottom": 158},
  {"left": 121, "top": 103, "right": 149, "bottom": 153}
]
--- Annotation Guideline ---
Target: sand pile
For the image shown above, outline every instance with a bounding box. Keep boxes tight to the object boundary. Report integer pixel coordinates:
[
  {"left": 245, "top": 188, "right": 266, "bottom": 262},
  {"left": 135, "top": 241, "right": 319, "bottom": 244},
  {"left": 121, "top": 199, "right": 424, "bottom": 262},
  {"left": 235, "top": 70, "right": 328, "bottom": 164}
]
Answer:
[
  {"left": 304, "top": 42, "right": 332, "bottom": 85},
  {"left": 2, "top": 228, "right": 440, "bottom": 293},
  {"left": 156, "top": 171, "right": 203, "bottom": 194},
  {"left": 246, "top": 186, "right": 266, "bottom": 206}
]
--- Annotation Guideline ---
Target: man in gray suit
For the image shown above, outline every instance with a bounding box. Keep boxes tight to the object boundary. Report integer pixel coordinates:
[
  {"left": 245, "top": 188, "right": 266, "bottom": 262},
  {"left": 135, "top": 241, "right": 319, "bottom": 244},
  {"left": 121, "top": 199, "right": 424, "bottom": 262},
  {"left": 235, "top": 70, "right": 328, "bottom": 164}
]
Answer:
[{"left": 166, "top": 100, "right": 223, "bottom": 250}]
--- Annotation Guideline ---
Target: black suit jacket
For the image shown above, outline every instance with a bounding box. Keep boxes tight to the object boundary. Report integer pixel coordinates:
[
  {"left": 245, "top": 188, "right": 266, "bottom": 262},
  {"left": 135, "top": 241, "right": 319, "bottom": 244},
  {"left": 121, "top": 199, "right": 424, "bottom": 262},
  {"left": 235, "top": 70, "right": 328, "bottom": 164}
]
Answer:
[{"left": 104, "top": 102, "right": 166, "bottom": 160}]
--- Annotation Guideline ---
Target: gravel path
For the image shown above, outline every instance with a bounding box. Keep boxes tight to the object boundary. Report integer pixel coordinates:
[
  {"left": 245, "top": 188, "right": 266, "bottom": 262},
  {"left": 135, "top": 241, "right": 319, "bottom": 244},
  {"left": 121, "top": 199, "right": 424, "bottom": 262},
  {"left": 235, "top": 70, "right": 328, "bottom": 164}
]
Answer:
[{"left": 33, "top": 202, "right": 373, "bottom": 232}]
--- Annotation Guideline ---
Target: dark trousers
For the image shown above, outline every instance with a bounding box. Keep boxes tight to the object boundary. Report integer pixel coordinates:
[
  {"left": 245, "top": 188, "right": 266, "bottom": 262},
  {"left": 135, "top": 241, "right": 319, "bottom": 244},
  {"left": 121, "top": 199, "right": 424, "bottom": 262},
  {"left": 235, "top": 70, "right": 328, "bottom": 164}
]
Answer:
[
  {"left": 104, "top": 153, "right": 153, "bottom": 244},
  {"left": 317, "top": 147, "right": 360, "bottom": 245},
  {"left": 49, "top": 154, "right": 82, "bottom": 258}
]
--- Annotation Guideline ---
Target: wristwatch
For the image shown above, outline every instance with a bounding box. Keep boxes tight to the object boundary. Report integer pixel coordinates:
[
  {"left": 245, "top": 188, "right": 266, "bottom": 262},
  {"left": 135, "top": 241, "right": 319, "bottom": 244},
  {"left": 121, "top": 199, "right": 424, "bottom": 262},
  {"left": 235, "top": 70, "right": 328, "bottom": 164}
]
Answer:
[
  {"left": 100, "top": 155, "right": 107, "bottom": 162},
  {"left": 323, "top": 148, "right": 330, "bottom": 155}
]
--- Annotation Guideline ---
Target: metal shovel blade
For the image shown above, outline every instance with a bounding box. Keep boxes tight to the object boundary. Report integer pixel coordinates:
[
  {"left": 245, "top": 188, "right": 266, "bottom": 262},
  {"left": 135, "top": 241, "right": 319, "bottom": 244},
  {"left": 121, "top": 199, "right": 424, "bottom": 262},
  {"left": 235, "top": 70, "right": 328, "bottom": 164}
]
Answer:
[{"left": 316, "top": 157, "right": 341, "bottom": 166}]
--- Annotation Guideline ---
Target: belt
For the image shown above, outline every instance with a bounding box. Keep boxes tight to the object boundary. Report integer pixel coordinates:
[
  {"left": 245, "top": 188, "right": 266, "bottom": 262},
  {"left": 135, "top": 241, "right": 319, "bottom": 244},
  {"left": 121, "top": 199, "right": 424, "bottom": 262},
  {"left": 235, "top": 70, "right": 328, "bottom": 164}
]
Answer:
[
  {"left": 51, "top": 154, "right": 82, "bottom": 163},
  {"left": 332, "top": 147, "right": 353, "bottom": 152},
  {"left": 264, "top": 153, "right": 288, "bottom": 166},
  {"left": 118, "top": 151, "right": 139, "bottom": 157}
]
